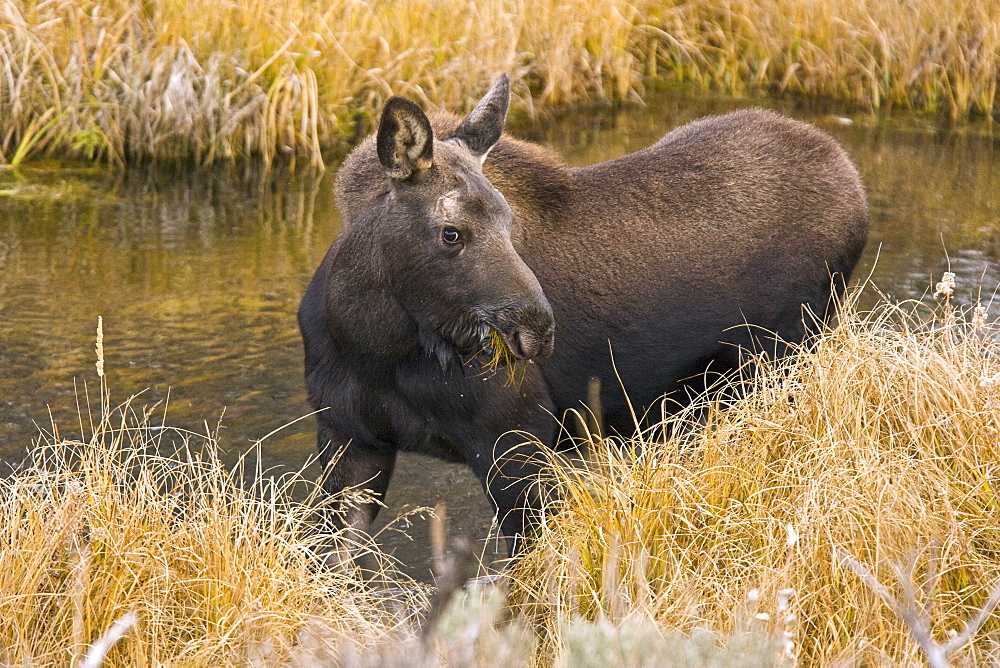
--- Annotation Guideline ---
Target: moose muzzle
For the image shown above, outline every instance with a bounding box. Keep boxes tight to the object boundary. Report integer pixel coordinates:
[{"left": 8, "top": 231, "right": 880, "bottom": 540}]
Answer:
[{"left": 497, "top": 302, "right": 555, "bottom": 360}]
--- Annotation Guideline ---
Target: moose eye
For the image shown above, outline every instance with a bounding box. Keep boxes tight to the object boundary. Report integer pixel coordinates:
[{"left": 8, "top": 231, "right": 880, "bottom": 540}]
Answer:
[{"left": 442, "top": 227, "right": 461, "bottom": 244}]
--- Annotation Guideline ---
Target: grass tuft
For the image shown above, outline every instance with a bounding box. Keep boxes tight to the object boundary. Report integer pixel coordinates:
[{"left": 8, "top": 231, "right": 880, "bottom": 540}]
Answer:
[
  {"left": 14, "top": 282, "right": 1000, "bottom": 664},
  {"left": 0, "top": 391, "right": 424, "bottom": 665},
  {"left": 510, "top": 284, "right": 1000, "bottom": 665}
]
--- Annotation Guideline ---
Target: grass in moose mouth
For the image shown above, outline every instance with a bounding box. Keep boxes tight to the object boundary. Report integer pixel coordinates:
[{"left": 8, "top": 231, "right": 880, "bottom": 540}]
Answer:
[{"left": 476, "top": 329, "right": 530, "bottom": 388}]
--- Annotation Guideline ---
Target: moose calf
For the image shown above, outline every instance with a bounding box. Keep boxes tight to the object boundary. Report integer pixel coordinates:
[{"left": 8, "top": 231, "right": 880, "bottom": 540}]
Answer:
[{"left": 298, "top": 75, "right": 869, "bottom": 556}]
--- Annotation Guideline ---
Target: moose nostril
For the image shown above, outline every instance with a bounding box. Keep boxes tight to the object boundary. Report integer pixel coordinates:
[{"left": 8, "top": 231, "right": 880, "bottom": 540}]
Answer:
[
  {"left": 501, "top": 301, "right": 554, "bottom": 359},
  {"left": 514, "top": 329, "right": 534, "bottom": 360},
  {"left": 539, "top": 326, "right": 555, "bottom": 357}
]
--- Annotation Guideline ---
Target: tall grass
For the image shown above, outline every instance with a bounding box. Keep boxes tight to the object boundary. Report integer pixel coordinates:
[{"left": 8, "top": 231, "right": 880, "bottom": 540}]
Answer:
[
  {"left": 0, "top": 389, "right": 425, "bottom": 664},
  {"left": 0, "top": 319, "right": 785, "bottom": 665},
  {"left": 0, "top": 0, "right": 996, "bottom": 167},
  {"left": 13, "top": 285, "right": 1000, "bottom": 664},
  {"left": 0, "top": 390, "right": 780, "bottom": 666},
  {"left": 510, "top": 285, "right": 1000, "bottom": 665}
]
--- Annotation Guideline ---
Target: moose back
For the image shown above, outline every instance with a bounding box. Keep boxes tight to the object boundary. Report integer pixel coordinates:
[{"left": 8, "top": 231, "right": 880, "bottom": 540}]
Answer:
[{"left": 298, "top": 75, "right": 869, "bottom": 555}]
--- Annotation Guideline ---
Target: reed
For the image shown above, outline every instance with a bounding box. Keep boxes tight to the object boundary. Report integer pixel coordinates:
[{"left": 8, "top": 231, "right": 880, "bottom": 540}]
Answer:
[
  {"left": 509, "top": 282, "right": 1000, "bottom": 665},
  {"left": 0, "top": 0, "right": 996, "bottom": 168}
]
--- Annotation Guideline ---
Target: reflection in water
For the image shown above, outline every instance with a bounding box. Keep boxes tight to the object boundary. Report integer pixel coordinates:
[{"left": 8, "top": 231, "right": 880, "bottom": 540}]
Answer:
[
  {"left": 0, "top": 94, "right": 998, "bottom": 578},
  {"left": 1, "top": 165, "right": 330, "bottom": 467}
]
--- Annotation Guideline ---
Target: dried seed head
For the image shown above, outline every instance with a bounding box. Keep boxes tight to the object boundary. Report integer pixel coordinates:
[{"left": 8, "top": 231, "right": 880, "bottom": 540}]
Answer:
[
  {"left": 933, "top": 271, "right": 956, "bottom": 300},
  {"left": 979, "top": 372, "right": 1000, "bottom": 389},
  {"left": 785, "top": 523, "right": 799, "bottom": 547},
  {"left": 95, "top": 316, "right": 105, "bottom": 378},
  {"left": 972, "top": 304, "right": 988, "bottom": 330},
  {"left": 777, "top": 587, "right": 796, "bottom": 612}
]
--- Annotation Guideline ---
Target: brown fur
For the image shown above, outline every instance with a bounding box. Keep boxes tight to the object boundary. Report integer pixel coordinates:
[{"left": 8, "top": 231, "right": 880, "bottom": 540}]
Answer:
[
  {"left": 335, "top": 107, "right": 868, "bottom": 423},
  {"left": 302, "top": 87, "right": 869, "bottom": 555}
]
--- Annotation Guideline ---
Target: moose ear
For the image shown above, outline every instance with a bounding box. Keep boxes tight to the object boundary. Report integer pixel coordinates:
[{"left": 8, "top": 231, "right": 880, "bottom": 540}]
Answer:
[
  {"left": 449, "top": 74, "right": 510, "bottom": 162},
  {"left": 377, "top": 96, "right": 434, "bottom": 180}
]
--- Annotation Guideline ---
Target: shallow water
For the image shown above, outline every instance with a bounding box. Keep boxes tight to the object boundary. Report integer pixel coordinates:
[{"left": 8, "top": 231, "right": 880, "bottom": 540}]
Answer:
[{"left": 1, "top": 92, "right": 997, "bottom": 579}]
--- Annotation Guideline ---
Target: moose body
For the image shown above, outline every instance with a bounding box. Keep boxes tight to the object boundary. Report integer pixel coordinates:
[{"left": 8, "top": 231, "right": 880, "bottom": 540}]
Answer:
[{"left": 299, "top": 76, "right": 869, "bottom": 554}]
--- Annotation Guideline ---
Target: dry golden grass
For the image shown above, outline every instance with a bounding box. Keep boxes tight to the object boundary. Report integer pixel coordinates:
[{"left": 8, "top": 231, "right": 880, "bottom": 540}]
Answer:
[
  {"left": 478, "top": 329, "right": 530, "bottom": 388},
  {"left": 14, "top": 283, "right": 1000, "bottom": 664},
  {"left": 510, "top": 283, "right": 1000, "bottom": 665},
  {"left": 0, "top": 0, "right": 996, "bottom": 167},
  {"left": 0, "top": 388, "right": 423, "bottom": 665},
  {"left": 0, "top": 318, "right": 784, "bottom": 666}
]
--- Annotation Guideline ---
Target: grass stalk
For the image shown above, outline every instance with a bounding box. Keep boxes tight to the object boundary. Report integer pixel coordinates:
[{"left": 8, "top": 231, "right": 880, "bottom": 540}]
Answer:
[{"left": 0, "top": 392, "right": 423, "bottom": 665}]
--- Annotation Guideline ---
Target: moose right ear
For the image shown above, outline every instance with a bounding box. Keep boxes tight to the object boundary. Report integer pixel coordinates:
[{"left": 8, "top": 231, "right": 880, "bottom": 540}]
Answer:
[
  {"left": 449, "top": 74, "right": 510, "bottom": 162},
  {"left": 377, "top": 96, "right": 434, "bottom": 180}
]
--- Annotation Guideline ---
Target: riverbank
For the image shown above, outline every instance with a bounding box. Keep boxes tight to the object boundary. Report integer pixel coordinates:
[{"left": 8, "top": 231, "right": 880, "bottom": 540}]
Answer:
[{"left": 0, "top": 0, "right": 996, "bottom": 168}]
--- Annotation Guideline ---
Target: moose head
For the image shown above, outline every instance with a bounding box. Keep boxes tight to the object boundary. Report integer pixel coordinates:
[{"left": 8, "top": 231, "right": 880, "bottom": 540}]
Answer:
[{"left": 366, "top": 75, "right": 555, "bottom": 369}]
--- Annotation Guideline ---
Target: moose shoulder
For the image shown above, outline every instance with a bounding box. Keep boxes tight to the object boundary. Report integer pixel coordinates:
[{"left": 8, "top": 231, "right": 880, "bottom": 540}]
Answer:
[{"left": 298, "top": 75, "right": 869, "bottom": 556}]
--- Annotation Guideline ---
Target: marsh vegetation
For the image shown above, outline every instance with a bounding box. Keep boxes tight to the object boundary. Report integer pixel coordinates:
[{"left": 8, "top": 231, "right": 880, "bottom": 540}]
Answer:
[
  {"left": 2, "top": 66, "right": 1000, "bottom": 664},
  {"left": 0, "top": 0, "right": 996, "bottom": 167},
  {"left": 512, "top": 286, "right": 1000, "bottom": 665}
]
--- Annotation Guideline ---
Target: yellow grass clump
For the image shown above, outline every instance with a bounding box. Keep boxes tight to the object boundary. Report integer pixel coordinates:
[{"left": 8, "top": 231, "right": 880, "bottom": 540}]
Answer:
[
  {"left": 0, "top": 392, "right": 424, "bottom": 665},
  {"left": 479, "top": 329, "right": 530, "bottom": 388},
  {"left": 15, "top": 284, "right": 1000, "bottom": 664},
  {"left": 0, "top": 0, "right": 997, "bottom": 167},
  {"left": 510, "top": 286, "right": 1000, "bottom": 665}
]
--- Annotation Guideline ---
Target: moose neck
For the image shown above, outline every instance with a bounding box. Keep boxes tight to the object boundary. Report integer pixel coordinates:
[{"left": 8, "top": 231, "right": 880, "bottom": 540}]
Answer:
[{"left": 324, "top": 212, "right": 421, "bottom": 369}]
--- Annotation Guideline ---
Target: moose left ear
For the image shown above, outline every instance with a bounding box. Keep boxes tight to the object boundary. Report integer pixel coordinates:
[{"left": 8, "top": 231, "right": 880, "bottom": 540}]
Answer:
[
  {"left": 449, "top": 74, "right": 510, "bottom": 162},
  {"left": 377, "top": 96, "right": 434, "bottom": 180}
]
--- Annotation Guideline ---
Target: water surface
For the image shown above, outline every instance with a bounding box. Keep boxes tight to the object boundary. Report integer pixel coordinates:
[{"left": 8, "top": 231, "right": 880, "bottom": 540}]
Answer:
[{"left": 1, "top": 93, "right": 997, "bottom": 578}]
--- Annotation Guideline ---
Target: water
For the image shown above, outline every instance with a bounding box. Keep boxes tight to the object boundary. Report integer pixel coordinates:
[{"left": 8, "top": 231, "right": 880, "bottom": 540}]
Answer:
[{"left": 1, "top": 93, "right": 997, "bottom": 579}]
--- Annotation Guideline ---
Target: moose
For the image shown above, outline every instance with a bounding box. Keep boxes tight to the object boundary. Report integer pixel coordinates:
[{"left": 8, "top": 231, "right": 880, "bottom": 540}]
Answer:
[{"left": 298, "top": 75, "right": 869, "bottom": 556}]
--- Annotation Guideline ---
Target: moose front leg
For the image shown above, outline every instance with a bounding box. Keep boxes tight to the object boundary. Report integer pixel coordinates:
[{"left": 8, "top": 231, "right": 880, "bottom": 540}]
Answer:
[
  {"left": 464, "top": 431, "right": 555, "bottom": 557},
  {"left": 317, "top": 422, "right": 397, "bottom": 543}
]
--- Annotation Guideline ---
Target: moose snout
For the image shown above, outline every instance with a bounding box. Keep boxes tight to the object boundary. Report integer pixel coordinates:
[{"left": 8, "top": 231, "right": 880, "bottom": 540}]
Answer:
[
  {"left": 512, "top": 324, "right": 555, "bottom": 360},
  {"left": 503, "top": 304, "right": 555, "bottom": 360}
]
